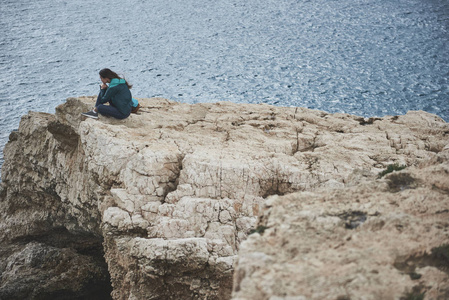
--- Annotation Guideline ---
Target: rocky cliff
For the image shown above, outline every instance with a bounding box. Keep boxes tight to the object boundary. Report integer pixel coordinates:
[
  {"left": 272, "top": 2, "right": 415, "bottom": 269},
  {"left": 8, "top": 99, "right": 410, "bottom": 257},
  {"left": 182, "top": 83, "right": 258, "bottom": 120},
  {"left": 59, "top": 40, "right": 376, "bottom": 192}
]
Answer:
[{"left": 0, "top": 97, "right": 448, "bottom": 299}]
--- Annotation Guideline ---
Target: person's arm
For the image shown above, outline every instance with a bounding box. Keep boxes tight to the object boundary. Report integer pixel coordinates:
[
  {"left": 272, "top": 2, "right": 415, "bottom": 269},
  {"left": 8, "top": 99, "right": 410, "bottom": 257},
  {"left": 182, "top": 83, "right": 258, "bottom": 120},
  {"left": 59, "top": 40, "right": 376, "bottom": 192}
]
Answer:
[
  {"left": 98, "top": 86, "right": 107, "bottom": 98},
  {"left": 99, "top": 85, "right": 119, "bottom": 104}
]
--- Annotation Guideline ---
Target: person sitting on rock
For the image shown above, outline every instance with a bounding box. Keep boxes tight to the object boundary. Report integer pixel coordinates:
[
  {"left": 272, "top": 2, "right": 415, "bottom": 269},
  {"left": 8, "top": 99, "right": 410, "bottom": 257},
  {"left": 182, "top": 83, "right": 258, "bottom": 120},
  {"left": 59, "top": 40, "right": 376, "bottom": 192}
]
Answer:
[{"left": 82, "top": 68, "right": 133, "bottom": 119}]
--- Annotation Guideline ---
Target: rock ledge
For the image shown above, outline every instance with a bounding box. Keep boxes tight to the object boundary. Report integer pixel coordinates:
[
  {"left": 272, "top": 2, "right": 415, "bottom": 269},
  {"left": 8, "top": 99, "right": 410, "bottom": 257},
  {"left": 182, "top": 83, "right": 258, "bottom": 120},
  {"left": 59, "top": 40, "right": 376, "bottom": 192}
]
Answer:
[{"left": 0, "top": 97, "right": 448, "bottom": 299}]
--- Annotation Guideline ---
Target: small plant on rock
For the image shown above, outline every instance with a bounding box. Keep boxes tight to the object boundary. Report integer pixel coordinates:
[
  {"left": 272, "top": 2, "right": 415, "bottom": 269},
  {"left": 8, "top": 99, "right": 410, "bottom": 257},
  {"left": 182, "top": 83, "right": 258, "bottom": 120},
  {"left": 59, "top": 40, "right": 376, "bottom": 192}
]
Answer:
[
  {"left": 431, "top": 243, "right": 449, "bottom": 268},
  {"left": 248, "top": 225, "right": 269, "bottom": 235},
  {"left": 378, "top": 163, "right": 406, "bottom": 178},
  {"left": 387, "top": 172, "right": 417, "bottom": 192},
  {"left": 400, "top": 285, "right": 426, "bottom": 300}
]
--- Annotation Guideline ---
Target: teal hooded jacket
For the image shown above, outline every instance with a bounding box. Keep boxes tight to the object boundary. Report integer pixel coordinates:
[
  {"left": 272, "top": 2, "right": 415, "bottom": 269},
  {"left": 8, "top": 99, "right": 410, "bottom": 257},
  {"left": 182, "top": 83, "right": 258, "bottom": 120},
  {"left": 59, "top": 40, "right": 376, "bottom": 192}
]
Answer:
[{"left": 98, "top": 78, "right": 132, "bottom": 115}]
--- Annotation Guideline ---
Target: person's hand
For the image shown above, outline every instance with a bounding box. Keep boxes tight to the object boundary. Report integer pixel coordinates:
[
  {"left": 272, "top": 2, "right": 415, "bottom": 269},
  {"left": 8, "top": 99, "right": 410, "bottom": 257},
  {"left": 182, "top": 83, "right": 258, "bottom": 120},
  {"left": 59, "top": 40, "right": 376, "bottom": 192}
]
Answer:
[{"left": 101, "top": 83, "right": 108, "bottom": 89}]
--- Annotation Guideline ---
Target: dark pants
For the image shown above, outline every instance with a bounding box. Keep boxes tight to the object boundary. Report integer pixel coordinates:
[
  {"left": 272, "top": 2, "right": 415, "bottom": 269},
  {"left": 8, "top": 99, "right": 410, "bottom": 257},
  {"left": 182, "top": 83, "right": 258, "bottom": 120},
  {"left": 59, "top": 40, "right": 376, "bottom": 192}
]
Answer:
[{"left": 95, "top": 92, "right": 130, "bottom": 119}]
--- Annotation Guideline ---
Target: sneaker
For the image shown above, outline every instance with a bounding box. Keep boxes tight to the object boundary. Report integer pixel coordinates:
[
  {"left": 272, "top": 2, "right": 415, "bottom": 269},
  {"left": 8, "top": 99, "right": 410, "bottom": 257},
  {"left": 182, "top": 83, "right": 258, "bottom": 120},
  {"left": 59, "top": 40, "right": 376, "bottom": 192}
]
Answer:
[{"left": 81, "top": 110, "right": 98, "bottom": 119}]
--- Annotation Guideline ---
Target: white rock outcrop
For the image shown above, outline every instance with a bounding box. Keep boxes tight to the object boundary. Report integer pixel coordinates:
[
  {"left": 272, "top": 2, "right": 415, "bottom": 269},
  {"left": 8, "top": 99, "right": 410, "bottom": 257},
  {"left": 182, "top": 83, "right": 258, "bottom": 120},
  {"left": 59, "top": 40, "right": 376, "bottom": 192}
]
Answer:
[{"left": 0, "top": 96, "right": 448, "bottom": 299}]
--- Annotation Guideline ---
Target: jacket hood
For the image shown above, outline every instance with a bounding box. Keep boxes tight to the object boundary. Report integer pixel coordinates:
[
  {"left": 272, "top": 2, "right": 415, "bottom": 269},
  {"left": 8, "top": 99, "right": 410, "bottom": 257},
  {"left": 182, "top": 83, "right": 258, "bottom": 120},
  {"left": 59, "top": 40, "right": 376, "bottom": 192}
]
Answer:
[{"left": 109, "top": 78, "right": 126, "bottom": 88}]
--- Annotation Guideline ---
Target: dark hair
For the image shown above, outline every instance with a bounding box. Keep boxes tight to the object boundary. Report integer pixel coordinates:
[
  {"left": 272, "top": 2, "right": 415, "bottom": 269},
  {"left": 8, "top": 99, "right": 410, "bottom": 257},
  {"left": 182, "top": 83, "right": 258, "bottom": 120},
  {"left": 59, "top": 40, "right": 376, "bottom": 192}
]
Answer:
[{"left": 99, "top": 68, "right": 133, "bottom": 89}]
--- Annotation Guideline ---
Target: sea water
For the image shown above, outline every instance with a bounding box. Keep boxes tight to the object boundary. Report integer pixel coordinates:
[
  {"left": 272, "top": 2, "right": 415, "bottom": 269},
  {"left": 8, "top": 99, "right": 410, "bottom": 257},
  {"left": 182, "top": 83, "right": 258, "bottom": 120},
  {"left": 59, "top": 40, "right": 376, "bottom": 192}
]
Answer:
[{"left": 1, "top": 0, "right": 448, "bottom": 178}]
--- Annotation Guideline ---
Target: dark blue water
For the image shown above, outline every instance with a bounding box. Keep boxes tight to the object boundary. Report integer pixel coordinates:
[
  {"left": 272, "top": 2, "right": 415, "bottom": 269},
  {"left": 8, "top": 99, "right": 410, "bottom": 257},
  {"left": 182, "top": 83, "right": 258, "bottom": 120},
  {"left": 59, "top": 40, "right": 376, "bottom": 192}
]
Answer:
[{"left": 1, "top": 0, "right": 448, "bottom": 178}]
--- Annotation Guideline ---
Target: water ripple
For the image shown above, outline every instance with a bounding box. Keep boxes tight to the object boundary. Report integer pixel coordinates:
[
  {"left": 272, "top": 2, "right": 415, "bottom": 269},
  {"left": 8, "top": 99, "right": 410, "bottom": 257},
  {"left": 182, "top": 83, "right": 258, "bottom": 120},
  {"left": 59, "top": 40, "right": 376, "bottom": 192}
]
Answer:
[{"left": 0, "top": 0, "right": 448, "bottom": 177}]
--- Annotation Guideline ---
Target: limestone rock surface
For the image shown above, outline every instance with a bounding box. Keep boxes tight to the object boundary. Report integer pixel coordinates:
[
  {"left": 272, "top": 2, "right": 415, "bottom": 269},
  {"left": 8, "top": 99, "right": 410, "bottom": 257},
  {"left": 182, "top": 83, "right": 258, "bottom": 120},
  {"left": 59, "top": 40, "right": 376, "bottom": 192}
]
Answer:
[
  {"left": 232, "top": 153, "right": 449, "bottom": 299},
  {"left": 0, "top": 96, "right": 448, "bottom": 299}
]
